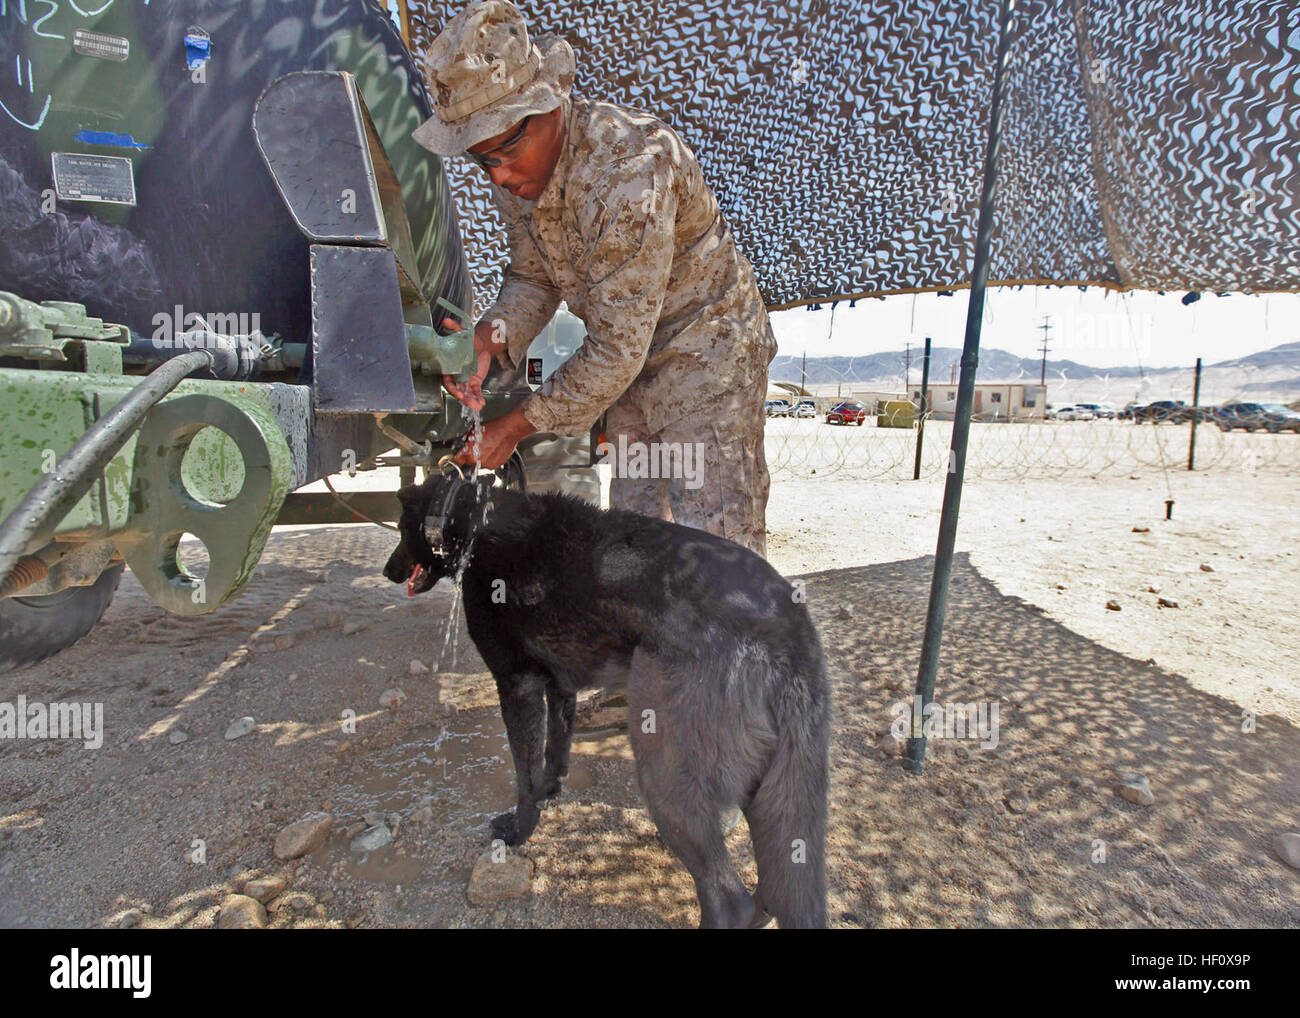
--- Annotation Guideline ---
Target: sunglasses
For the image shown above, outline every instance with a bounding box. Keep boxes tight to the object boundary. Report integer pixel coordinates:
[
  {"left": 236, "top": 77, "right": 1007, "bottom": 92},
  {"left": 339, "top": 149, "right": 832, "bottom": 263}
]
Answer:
[{"left": 468, "top": 116, "right": 533, "bottom": 168}]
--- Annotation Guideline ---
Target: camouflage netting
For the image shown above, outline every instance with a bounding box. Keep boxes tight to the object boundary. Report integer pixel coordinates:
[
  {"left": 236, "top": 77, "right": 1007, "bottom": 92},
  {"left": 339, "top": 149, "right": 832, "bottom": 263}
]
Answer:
[{"left": 402, "top": 1, "right": 1300, "bottom": 316}]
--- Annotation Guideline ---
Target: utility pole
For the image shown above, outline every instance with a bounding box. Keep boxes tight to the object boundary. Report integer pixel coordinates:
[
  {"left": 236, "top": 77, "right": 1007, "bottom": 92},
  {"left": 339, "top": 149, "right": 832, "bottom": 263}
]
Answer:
[
  {"left": 801, "top": 349, "right": 807, "bottom": 394},
  {"left": 904, "top": 342, "right": 912, "bottom": 390},
  {"left": 1038, "top": 315, "right": 1051, "bottom": 386}
]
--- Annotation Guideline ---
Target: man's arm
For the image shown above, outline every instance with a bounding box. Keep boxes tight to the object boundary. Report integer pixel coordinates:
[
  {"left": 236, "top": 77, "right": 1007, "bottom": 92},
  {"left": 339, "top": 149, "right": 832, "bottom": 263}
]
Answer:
[
  {"left": 481, "top": 211, "right": 561, "bottom": 371},
  {"left": 520, "top": 153, "right": 676, "bottom": 435}
]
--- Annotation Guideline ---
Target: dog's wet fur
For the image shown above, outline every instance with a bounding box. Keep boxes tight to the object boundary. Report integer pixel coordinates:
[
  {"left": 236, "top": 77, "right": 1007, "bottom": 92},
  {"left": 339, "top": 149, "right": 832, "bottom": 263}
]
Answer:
[{"left": 384, "top": 475, "right": 830, "bottom": 928}]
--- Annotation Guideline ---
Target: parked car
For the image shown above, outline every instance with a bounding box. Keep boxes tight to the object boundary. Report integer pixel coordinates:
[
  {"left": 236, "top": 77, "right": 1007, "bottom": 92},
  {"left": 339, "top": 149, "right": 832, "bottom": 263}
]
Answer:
[
  {"left": 1118, "top": 402, "right": 1143, "bottom": 420},
  {"left": 794, "top": 401, "right": 817, "bottom": 419},
  {"left": 826, "top": 401, "right": 868, "bottom": 425},
  {"left": 1075, "top": 402, "right": 1116, "bottom": 419},
  {"left": 1133, "top": 400, "right": 1190, "bottom": 424},
  {"left": 765, "top": 399, "right": 793, "bottom": 417},
  {"left": 1048, "top": 405, "right": 1094, "bottom": 421},
  {"left": 1213, "top": 402, "right": 1300, "bottom": 433}
]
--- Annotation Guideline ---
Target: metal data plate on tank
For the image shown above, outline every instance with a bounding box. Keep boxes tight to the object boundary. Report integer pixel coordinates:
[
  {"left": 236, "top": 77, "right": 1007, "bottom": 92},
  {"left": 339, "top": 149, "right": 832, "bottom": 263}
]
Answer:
[
  {"left": 309, "top": 245, "right": 416, "bottom": 414},
  {"left": 50, "top": 153, "right": 136, "bottom": 205},
  {"left": 253, "top": 72, "right": 384, "bottom": 242}
]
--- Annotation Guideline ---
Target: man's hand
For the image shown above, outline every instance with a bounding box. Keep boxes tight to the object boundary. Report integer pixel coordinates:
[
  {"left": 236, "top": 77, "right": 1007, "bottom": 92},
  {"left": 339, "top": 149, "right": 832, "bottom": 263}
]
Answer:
[
  {"left": 441, "top": 317, "right": 507, "bottom": 411},
  {"left": 453, "top": 405, "right": 537, "bottom": 471}
]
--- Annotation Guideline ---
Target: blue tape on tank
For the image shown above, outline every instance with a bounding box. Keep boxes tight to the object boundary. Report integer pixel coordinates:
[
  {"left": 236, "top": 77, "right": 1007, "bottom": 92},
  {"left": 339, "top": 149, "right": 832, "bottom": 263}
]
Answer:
[
  {"left": 184, "top": 34, "right": 211, "bottom": 70},
  {"left": 72, "top": 130, "right": 150, "bottom": 149}
]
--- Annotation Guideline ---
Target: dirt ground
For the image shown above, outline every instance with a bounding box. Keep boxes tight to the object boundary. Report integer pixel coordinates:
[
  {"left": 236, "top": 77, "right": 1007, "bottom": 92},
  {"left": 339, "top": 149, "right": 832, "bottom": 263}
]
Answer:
[{"left": 1, "top": 424, "right": 1297, "bottom": 928}]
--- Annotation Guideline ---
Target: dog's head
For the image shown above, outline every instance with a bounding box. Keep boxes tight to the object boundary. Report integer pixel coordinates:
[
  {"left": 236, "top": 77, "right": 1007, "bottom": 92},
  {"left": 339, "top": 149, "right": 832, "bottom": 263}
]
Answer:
[{"left": 383, "top": 473, "right": 497, "bottom": 596}]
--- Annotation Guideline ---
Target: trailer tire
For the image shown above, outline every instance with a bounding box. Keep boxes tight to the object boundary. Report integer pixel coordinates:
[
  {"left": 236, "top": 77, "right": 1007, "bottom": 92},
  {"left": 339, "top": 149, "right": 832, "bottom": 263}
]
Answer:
[{"left": 0, "top": 563, "right": 125, "bottom": 674}]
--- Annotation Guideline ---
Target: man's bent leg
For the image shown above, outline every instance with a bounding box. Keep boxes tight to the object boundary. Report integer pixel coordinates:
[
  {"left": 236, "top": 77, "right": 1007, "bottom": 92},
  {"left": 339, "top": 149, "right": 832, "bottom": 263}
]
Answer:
[
  {"left": 663, "top": 374, "right": 770, "bottom": 557},
  {"left": 605, "top": 402, "right": 672, "bottom": 521}
]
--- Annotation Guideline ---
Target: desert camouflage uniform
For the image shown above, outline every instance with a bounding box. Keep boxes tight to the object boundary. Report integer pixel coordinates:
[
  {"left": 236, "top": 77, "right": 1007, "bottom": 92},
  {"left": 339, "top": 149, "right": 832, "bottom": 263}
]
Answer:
[{"left": 483, "top": 95, "right": 777, "bottom": 555}]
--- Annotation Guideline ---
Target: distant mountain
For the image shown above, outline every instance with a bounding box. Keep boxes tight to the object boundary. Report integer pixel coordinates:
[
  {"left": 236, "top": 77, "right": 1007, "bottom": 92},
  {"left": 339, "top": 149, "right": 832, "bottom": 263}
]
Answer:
[
  {"left": 770, "top": 341, "right": 1300, "bottom": 387},
  {"left": 1242, "top": 376, "right": 1300, "bottom": 392},
  {"left": 1210, "top": 341, "right": 1300, "bottom": 370}
]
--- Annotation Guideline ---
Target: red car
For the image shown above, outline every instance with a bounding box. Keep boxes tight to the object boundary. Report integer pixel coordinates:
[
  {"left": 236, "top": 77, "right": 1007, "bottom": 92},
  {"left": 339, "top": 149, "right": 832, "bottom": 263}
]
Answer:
[{"left": 826, "top": 401, "right": 868, "bottom": 425}]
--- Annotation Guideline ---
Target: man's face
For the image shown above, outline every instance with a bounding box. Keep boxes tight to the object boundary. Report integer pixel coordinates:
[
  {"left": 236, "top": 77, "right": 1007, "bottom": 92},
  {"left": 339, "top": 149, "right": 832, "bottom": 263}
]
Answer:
[{"left": 467, "top": 104, "right": 566, "bottom": 201}]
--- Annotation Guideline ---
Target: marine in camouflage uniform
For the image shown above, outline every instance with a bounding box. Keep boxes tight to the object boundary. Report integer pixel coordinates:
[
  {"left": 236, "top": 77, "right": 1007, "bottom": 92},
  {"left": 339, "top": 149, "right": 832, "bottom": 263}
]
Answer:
[{"left": 414, "top": 1, "right": 776, "bottom": 556}]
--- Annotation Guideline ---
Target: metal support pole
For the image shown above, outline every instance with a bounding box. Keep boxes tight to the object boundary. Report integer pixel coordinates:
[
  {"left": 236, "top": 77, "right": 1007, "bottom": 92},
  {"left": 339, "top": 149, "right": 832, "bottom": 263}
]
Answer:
[
  {"left": 904, "top": 0, "right": 1017, "bottom": 773},
  {"left": 1188, "top": 356, "right": 1202, "bottom": 470},
  {"left": 913, "top": 337, "right": 932, "bottom": 480}
]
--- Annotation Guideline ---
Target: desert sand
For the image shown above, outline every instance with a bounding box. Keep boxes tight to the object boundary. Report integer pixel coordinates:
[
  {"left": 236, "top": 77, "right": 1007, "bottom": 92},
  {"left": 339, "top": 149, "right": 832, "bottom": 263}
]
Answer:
[{"left": 0, "top": 418, "right": 1296, "bottom": 928}]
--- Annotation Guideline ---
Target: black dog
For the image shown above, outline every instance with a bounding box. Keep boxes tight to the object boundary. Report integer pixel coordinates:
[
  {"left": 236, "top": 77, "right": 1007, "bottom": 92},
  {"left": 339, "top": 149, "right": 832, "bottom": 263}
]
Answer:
[{"left": 384, "top": 474, "right": 830, "bottom": 928}]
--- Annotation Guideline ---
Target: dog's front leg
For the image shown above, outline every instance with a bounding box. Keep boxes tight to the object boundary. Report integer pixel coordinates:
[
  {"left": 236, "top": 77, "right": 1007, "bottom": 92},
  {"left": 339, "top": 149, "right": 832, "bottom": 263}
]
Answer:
[
  {"left": 492, "top": 673, "right": 547, "bottom": 846},
  {"left": 540, "top": 688, "right": 577, "bottom": 799}
]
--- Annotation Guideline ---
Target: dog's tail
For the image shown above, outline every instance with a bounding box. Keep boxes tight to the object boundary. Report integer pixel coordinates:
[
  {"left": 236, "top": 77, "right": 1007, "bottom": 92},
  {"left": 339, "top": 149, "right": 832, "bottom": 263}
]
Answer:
[{"left": 746, "top": 658, "right": 830, "bottom": 929}]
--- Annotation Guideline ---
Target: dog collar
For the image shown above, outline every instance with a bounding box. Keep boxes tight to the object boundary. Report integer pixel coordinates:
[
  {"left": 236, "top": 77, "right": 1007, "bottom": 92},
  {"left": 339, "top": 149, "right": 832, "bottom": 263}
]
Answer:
[
  {"left": 422, "top": 479, "right": 469, "bottom": 557},
  {"left": 421, "top": 478, "right": 494, "bottom": 557}
]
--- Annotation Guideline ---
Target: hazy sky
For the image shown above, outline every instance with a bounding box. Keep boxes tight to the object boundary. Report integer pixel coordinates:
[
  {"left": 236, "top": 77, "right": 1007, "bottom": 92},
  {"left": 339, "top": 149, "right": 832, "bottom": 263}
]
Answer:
[{"left": 770, "top": 287, "right": 1300, "bottom": 371}]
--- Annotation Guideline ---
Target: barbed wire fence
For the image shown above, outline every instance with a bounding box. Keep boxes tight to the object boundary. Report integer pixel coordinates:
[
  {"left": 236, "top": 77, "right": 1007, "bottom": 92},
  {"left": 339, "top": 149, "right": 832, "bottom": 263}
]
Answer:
[{"left": 762, "top": 358, "right": 1300, "bottom": 483}]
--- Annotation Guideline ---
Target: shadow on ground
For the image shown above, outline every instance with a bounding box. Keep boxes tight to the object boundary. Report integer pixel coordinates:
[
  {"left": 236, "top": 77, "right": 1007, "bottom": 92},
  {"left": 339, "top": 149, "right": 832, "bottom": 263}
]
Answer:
[{"left": 0, "top": 526, "right": 1295, "bottom": 927}]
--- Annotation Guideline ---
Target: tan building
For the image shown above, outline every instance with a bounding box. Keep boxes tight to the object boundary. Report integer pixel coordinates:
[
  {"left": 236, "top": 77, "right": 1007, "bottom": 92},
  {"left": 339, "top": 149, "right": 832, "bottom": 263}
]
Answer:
[{"left": 911, "top": 382, "right": 1047, "bottom": 421}]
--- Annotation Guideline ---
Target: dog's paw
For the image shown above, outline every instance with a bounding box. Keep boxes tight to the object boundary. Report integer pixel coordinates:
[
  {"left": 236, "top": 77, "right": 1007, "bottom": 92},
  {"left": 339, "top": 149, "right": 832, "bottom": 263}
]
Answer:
[
  {"left": 490, "top": 809, "right": 537, "bottom": 846},
  {"left": 539, "top": 777, "right": 563, "bottom": 800},
  {"left": 490, "top": 810, "right": 519, "bottom": 844}
]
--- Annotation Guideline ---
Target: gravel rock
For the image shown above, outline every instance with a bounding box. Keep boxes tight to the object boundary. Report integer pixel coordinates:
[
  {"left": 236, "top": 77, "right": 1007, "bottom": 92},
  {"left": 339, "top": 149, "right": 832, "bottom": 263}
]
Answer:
[
  {"left": 379, "top": 688, "right": 407, "bottom": 709},
  {"left": 409, "top": 659, "right": 428, "bottom": 675},
  {"left": 119, "top": 908, "right": 143, "bottom": 929},
  {"left": 168, "top": 730, "right": 188, "bottom": 745},
  {"left": 1006, "top": 792, "right": 1030, "bottom": 814},
  {"left": 1116, "top": 771, "right": 1155, "bottom": 806},
  {"left": 342, "top": 619, "right": 367, "bottom": 636},
  {"left": 1106, "top": 600, "right": 1121, "bottom": 611},
  {"left": 278, "top": 891, "right": 314, "bottom": 913},
  {"left": 837, "top": 605, "right": 855, "bottom": 620},
  {"left": 224, "top": 716, "right": 255, "bottom": 740},
  {"left": 1157, "top": 597, "right": 1179, "bottom": 609},
  {"left": 1272, "top": 833, "right": 1300, "bottom": 870},
  {"left": 1199, "top": 563, "right": 1214, "bottom": 572},
  {"left": 242, "top": 875, "right": 288, "bottom": 903},
  {"left": 467, "top": 850, "right": 535, "bottom": 906},
  {"left": 217, "top": 894, "right": 267, "bottom": 929},
  {"left": 350, "top": 824, "right": 393, "bottom": 853},
  {"left": 274, "top": 632, "right": 296, "bottom": 650},
  {"left": 273, "top": 813, "right": 333, "bottom": 860}
]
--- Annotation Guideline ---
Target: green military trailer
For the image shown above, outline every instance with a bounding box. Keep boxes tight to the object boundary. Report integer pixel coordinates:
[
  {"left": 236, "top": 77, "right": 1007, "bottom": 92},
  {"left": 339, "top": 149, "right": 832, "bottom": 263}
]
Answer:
[{"left": 0, "top": 0, "right": 594, "bottom": 672}]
